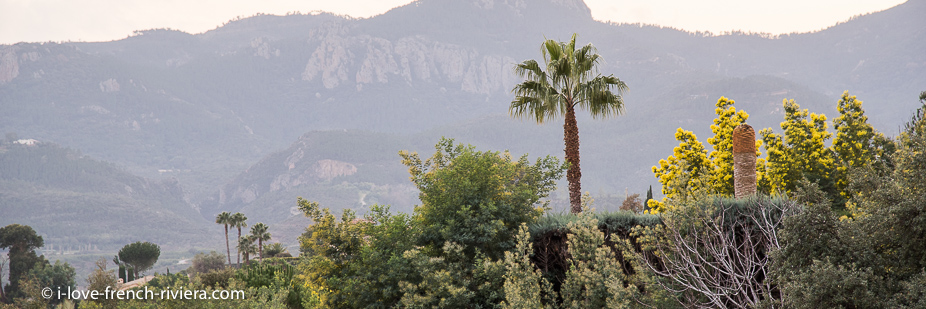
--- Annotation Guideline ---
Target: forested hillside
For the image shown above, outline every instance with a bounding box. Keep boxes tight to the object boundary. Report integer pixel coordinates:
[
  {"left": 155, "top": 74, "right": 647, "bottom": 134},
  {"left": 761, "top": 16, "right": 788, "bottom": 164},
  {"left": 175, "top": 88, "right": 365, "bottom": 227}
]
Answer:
[{"left": 0, "top": 142, "right": 213, "bottom": 251}]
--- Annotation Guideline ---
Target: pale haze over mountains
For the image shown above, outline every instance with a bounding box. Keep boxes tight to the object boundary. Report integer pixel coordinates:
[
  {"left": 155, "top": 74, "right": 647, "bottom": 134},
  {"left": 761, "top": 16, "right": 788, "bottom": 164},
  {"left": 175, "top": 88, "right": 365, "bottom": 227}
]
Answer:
[{"left": 1, "top": 0, "right": 923, "bottom": 262}]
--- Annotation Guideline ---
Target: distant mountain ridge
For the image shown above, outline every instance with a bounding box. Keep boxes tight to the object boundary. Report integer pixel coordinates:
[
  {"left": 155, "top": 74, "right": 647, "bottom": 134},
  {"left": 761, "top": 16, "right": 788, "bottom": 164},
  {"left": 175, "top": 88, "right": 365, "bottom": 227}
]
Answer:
[{"left": 0, "top": 0, "right": 923, "bottom": 249}]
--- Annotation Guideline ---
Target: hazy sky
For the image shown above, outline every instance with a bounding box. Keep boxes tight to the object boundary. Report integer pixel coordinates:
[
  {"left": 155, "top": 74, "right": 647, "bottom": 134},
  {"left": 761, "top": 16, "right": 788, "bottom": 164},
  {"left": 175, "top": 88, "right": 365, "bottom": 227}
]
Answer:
[{"left": 0, "top": 0, "right": 906, "bottom": 45}]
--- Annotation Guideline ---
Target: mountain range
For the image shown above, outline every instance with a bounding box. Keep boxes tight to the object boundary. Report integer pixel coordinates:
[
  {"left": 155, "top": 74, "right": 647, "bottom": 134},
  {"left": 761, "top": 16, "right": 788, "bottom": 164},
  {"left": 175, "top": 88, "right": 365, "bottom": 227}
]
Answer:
[{"left": 1, "top": 0, "right": 924, "bottom": 251}]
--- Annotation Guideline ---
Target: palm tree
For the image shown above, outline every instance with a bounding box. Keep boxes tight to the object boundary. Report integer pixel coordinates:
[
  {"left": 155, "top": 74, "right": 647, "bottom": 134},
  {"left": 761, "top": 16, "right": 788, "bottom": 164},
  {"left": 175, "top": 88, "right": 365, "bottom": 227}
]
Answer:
[
  {"left": 230, "top": 212, "right": 248, "bottom": 266},
  {"left": 249, "top": 223, "right": 271, "bottom": 262},
  {"left": 263, "top": 243, "right": 288, "bottom": 258},
  {"left": 237, "top": 235, "right": 257, "bottom": 266},
  {"left": 511, "top": 33, "right": 628, "bottom": 213},
  {"left": 215, "top": 211, "right": 232, "bottom": 265}
]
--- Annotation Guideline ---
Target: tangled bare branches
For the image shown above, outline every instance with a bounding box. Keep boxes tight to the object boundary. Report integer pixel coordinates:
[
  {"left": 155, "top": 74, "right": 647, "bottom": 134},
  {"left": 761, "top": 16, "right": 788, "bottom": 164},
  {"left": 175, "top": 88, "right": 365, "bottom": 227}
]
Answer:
[{"left": 636, "top": 196, "right": 799, "bottom": 308}]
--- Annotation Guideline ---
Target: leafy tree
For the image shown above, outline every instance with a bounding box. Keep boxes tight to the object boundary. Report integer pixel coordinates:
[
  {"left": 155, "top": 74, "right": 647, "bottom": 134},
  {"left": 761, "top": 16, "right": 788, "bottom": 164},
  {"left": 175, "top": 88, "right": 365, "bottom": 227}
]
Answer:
[
  {"left": 705, "top": 97, "right": 763, "bottom": 195},
  {"left": 770, "top": 102, "right": 926, "bottom": 308},
  {"left": 400, "top": 138, "right": 565, "bottom": 260},
  {"left": 190, "top": 251, "right": 226, "bottom": 274},
  {"left": 619, "top": 193, "right": 644, "bottom": 213},
  {"left": 831, "top": 91, "right": 894, "bottom": 209},
  {"left": 0, "top": 224, "right": 44, "bottom": 301},
  {"left": 10, "top": 276, "right": 47, "bottom": 309},
  {"left": 399, "top": 242, "right": 506, "bottom": 308},
  {"left": 650, "top": 129, "right": 710, "bottom": 212},
  {"left": 25, "top": 260, "right": 75, "bottom": 305},
  {"left": 298, "top": 201, "right": 417, "bottom": 308},
  {"left": 510, "top": 33, "right": 628, "bottom": 213},
  {"left": 198, "top": 268, "right": 236, "bottom": 289},
  {"left": 559, "top": 206, "right": 635, "bottom": 308},
  {"left": 230, "top": 212, "right": 248, "bottom": 266},
  {"left": 249, "top": 223, "right": 271, "bottom": 262},
  {"left": 920, "top": 90, "right": 925, "bottom": 103},
  {"left": 398, "top": 139, "right": 564, "bottom": 307},
  {"left": 298, "top": 199, "right": 365, "bottom": 262},
  {"left": 504, "top": 196, "right": 659, "bottom": 309},
  {"left": 215, "top": 211, "right": 233, "bottom": 265},
  {"left": 85, "top": 258, "right": 118, "bottom": 309},
  {"left": 760, "top": 99, "right": 835, "bottom": 198},
  {"left": 651, "top": 97, "right": 765, "bottom": 213},
  {"left": 117, "top": 241, "right": 160, "bottom": 278},
  {"left": 501, "top": 224, "right": 557, "bottom": 309},
  {"left": 644, "top": 185, "right": 653, "bottom": 211}
]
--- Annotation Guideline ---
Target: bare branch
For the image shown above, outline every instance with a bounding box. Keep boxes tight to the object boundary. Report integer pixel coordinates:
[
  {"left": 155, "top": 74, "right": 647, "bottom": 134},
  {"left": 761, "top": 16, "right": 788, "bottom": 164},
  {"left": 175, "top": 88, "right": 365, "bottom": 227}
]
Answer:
[{"left": 636, "top": 196, "right": 798, "bottom": 308}]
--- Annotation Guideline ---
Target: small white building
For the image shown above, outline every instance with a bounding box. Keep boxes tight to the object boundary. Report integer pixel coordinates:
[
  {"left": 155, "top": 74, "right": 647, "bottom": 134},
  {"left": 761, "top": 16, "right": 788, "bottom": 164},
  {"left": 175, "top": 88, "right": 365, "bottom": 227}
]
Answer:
[{"left": 13, "top": 139, "right": 39, "bottom": 146}]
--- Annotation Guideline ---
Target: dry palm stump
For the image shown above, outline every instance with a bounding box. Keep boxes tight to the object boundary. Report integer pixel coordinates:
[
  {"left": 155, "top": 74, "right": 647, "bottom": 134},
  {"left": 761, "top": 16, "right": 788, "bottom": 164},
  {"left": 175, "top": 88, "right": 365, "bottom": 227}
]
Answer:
[{"left": 733, "top": 124, "right": 757, "bottom": 198}]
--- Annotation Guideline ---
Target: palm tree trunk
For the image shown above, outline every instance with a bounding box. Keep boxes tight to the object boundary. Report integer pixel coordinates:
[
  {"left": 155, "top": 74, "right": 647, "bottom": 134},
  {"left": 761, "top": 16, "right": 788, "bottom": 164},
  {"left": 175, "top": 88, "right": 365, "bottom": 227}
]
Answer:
[
  {"left": 224, "top": 225, "right": 231, "bottom": 265},
  {"left": 258, "top": 240, "right": 263, "bottom": 263},
  {"left": 564, "top": 103, "right": 582, "bottom": 213},
  {"left": 236, "top": 228, "right": 242, "bottom": 266},
  {"left": 733, "top": 124, "right": 757, "bottom": 198}
]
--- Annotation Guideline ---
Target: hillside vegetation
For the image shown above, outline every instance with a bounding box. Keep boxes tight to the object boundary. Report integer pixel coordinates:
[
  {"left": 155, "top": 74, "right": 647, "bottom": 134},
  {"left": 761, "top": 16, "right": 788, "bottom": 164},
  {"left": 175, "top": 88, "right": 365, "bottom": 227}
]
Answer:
[{"left": 0, "top": 143, "right": 213, "bottom": 252}]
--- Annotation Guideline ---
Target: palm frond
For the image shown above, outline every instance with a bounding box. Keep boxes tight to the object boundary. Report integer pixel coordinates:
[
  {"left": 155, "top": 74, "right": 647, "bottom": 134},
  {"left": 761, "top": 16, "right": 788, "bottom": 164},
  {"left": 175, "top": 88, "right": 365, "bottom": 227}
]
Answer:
[
  {"left": 578, "top": 75, "right": 627, "bottom": 119},
  {"left": 542, "top": 39, "right": 562, "bottom": 65},
  {"left": 514, "top": 60, "right": 544, "bottom": 80},
  {"left": 511, "top": 33, "right": 628, "bottom": 122},
  {"left": 574, "top": 44, "right": 599, "bottom": 79},
  {"left": 511, "top": 79, "right": 562, "bottom": 123}
]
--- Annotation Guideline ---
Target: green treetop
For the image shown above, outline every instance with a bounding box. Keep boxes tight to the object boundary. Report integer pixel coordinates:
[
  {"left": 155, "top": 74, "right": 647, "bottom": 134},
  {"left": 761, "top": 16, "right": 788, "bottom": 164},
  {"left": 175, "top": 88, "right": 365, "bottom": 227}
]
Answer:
[
  {"left": 400, "top": 138, "right": 565, "bottom": 260},
  {"left": 215, "top": 211, "right": 232, "bottom": 265},
  {"left": 760, "top": 99, "right": 835, "bottom": 204},
  {"left": 706, "top": 97, "right": 764, "bottom": 196},
  {"left": 651, "top": 128, "right": 710, "bottom": 213},
  {"left": 116, "top": 241, "right": 160, "bottom": 278},
  {"left": 0, "top": 224, "right": 45, "bottom": 300},
  {"left": 249, "top": 223, "right": 271, "bottom": 262}
]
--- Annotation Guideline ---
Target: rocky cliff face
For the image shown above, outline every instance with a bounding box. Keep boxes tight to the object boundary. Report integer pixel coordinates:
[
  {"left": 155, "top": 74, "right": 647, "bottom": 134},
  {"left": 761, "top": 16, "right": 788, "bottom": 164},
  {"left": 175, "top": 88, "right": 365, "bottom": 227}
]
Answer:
[
  {"left": 204, "top": 131, "right": 416, "bottom": 223},
  {"left": 0, "top": 47, "right": 19, "bottom": 83},
  {"left": 302, "top": 24, "right": 517, "bottom": 95}
]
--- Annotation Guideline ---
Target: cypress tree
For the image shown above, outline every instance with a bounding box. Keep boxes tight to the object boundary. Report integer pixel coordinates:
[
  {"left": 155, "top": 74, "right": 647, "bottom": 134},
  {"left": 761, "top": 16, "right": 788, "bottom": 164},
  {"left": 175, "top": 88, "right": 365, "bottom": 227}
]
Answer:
[{"left": 644, "top": 185, "right": 653, "bottom": 212}]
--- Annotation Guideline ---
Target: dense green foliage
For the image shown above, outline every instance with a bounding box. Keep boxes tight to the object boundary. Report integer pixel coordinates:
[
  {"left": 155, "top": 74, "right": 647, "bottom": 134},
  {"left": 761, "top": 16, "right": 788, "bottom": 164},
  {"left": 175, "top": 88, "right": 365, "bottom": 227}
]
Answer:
[
  {"left": 651, "top": 97, "right": 764, "bottom": 212},
  {"left": 0, "top": 224, "right": 45, "bottom": 302},
  {"left": 769, "top": 101, "right": 926, "bottom": 308},
  {"left": 25, "top": 260, "right": 76, "bottom": 305},
  {"left": 263, "top": 243, "right": 289, "bottom": 258},
  {"left": 401, "top": 138, "right": 565, "bottom": 260},
  {"left": 298, "top": 200, "right": 417, "bottom": 308},
  {"left": 1, "top": 4, "right": 922, "bottom": 281},
  {"left": 116, "top": 241, "right": 161, "bottom": 277},
  {"left": 831, "top": 92, "right": 894, "bottom": 202},
  {"left": 190, "top": 251, "right": 226, "bottom": 275},
  {"left": 295, "top": 139, "right": 564, "bottom": 308},
  {"left": 502, "top": 196, "right": 678, "bottom": 309},
  {"left": 653, "top": 92, "right": 889, "bottom": 213},
  {"left": 4, "top": 96, "right": 926, "bottom": 308}
]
